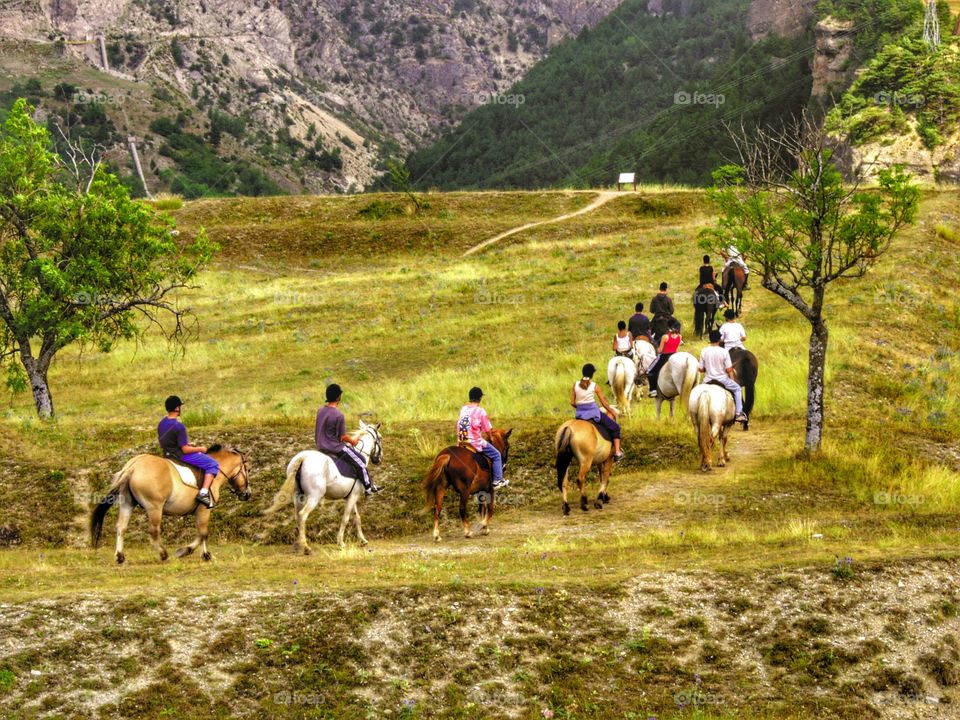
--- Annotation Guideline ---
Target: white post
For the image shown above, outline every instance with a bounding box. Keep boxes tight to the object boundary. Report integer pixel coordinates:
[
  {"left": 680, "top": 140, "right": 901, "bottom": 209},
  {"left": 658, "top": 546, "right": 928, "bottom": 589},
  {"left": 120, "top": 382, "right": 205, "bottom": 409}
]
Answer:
[{"left": 127, "top": 136, "right": 152, "bottom": 199}]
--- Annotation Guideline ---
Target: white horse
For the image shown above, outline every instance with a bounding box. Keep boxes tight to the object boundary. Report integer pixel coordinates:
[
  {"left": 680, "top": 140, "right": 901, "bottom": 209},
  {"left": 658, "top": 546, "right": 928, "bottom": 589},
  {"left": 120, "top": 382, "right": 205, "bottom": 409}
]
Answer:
[
  {"left": 688, "top": 383, "right": 735, "bottom": 472},
  {"left": 654, "top": 351, "right": 698, "bottom": 419},
  {"left": 264, "top": 420, "right": 382, "bottom": 553},
  {"left": 607, "top": 355, "right": 638, "bottom": 415},
  {"left": 633, "top": 338, "right": 657, "bottom": 382}
]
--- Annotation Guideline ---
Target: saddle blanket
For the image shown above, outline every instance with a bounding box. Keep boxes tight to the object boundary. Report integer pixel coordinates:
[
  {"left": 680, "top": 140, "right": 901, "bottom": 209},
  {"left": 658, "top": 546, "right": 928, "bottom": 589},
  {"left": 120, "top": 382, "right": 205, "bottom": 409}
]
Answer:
[{"left": 170, "top": 461, "right": 199, "bottom": 488}]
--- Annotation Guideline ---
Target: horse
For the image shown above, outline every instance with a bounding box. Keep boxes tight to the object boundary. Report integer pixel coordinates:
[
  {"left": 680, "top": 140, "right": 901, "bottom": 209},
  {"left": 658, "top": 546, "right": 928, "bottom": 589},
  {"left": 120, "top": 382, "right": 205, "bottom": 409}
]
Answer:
[
  {"left": 264, "top": 420, "right": 382, "bottom": 554},
  {"left": 91, "top": 445, "right": 251, "bottom": 564},
  {"left": 555, "top": 416, "right": 615, "bottom": 515},
  {"left": 633, "top": 337, "right": 658, "bottom": 389},
  {"left": 423, "top": 428, "right": 512, "bottom": 542},
  {"left": 728, "top": 347, "right": 759, "bottom": 430},
  {"left": 688, "top": 383, "right": 736, "bottom": 472},
  {"left": 654, "top": 351, "right": 699, "bottom": 419},
  {"left": 693, "top": 285, "right": 721, "bottom": 339},
  {"left": 607, "top": 355, "right": 638, "bottom": 415},
  {"left": 722, "top": 264, "right": 746, "bottom": 317}
]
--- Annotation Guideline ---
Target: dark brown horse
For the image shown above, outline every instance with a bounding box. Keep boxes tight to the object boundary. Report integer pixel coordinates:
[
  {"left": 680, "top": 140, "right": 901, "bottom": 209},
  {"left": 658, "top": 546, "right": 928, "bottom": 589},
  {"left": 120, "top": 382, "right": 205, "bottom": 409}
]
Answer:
[
  {"left": 423, "top": 428, "right": 511, "bottom": 542},
  {"left": 728, "top": 347, "right": 759, "bottom": 430},
  {"left": 722, "top": 265, "right": 746, "bottom": 317}
]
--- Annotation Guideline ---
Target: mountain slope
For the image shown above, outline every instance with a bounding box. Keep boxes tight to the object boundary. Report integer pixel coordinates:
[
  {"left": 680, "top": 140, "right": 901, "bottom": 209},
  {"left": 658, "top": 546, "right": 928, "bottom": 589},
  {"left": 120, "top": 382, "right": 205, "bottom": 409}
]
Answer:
[{"left": 406, "top": 0, "right": 927, "bottom": 189}]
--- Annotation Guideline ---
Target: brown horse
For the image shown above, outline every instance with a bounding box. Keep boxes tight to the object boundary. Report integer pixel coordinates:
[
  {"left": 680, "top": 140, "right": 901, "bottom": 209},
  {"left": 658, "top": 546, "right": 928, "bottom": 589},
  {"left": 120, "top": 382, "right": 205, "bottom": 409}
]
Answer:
[
  {"left": 555, "top": 418, "right": 614, "bottom": 515},
  {"left": 91, "top": 445, "right": 251, "bottom": 564},
  {"left": 728, "top": 347, "right": 759, "bottom": 430},
  {"left": 722, "top": 264, "right": 746, "bottom": 317},
  {"left": 423, "top": 428, "right": 511, "bottom": 542}
]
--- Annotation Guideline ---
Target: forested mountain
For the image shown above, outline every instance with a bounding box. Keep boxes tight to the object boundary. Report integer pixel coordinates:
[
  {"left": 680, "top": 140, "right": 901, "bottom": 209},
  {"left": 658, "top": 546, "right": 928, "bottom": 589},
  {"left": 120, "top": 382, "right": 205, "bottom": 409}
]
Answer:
[{"left": 407, "top": 0, "right": 933, "bottom": 189}]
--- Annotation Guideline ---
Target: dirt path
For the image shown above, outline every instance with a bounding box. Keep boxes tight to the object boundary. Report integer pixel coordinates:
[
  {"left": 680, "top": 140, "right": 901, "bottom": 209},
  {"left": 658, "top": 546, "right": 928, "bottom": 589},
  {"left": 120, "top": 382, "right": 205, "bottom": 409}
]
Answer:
[{"left": 463, "top": 190, "right": 619, "bottom": 256}]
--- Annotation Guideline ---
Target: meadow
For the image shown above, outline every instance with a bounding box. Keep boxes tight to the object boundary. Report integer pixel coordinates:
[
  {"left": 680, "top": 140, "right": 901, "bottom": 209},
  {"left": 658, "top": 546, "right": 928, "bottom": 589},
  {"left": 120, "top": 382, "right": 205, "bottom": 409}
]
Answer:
[{"left": 0, "top": 189, "right": 959, "bottom": 719}]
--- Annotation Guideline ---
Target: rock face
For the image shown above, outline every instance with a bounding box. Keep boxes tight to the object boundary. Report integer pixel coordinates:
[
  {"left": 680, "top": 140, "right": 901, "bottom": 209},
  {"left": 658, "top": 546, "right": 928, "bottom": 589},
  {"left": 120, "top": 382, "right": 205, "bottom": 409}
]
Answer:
[
  {"left": 835, "top": 122, "right": 960, "bottom": 184},
  {"left": 811, "top": 17, "right": 855, "bottom": 97},
  {"left": 746, "top": 0, "right": 817, "bottom": 40},
  {"left": 0, "top": 0, "right": 620, "bottom": 191}
]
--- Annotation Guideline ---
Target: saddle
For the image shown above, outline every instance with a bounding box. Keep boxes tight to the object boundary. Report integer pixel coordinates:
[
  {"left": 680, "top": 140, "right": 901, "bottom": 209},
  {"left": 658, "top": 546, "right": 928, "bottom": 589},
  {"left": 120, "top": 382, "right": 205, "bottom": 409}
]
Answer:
[
  {"left": 457, "top": 442, "right": 491, "bottom": 472},
  {"left": 164, "top": 456, "right": 202, "bottom": 487}
]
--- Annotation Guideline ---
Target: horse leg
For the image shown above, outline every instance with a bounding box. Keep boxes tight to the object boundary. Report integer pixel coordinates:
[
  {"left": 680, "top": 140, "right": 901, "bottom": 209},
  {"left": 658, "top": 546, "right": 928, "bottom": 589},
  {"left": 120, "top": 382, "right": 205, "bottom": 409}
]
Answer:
[
  {"left": 352, "top": 495, "right": 368, "bottom": 546},
  {"left": 196, "top": 509, "right": 213, "bottom": 561},
  {"left": 480, "top": 490, "right": 493, "bottom": 535},
  {"left": 655, "top": 397, "right": 662, "bottom": 420},
  {"left": 669, "top": 398, "right": 675, "bottom": 419},
  {"left": 579, "top": 463, "right": 589, "bottom": 512},
  {"left": 295, "top": 494, "right": 320, "bottom": 555},
  {"left": 596, "top": 458, "right": 613, "bottom": 508},
  {"left": 561, "top": 469, "right": 570, "bottom": 516},
  {"left": 114, "top": 496, "right": 133, "bottom": 565},
  {"left": 336, "top": 491, "right": 354, "bottom": 549},
  {"left": 146, "top": 506, "right": 167, "bottom": 562},
  {"left": 433, "top": 485, "right": 446, "bottom": 542},
  {"left": 460, "top": 490, "right": 472, "bottom": 538}
]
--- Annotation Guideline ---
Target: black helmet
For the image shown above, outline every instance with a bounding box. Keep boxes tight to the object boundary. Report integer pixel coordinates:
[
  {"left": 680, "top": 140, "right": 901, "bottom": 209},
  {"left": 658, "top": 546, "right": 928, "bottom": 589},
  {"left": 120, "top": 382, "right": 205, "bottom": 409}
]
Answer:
[
  {"left": 325, "top": 383, "right": 343, "bottom": 402},
  {"left": 469, "top": 386, "right": 484, "bottom": 402},
  {"left": 164, "top": 395, "right": 183, "bottom": 412}
]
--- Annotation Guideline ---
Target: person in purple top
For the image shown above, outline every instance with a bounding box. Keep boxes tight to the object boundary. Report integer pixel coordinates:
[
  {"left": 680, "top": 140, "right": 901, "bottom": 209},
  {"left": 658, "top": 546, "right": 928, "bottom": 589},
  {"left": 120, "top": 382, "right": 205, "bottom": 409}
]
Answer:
[
  {"left": 158, "top": 395, "right": 219, "bottom": 508},
  {"left": 315, "top": 384, "right": 381, "bottom": 495}
]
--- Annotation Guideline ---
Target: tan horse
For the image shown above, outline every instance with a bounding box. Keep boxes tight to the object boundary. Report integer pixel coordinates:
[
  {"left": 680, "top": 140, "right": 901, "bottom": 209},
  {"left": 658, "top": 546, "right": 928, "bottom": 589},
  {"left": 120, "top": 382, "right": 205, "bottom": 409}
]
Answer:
[
  {"left": 555, "top": 418, "right": 614, "bottom": 515},
  {"left": 688, "top": 384, "right": 735, "bottom": 472},
  {"left": 91, "top": 445, "right": 251, "bottom": 564}
]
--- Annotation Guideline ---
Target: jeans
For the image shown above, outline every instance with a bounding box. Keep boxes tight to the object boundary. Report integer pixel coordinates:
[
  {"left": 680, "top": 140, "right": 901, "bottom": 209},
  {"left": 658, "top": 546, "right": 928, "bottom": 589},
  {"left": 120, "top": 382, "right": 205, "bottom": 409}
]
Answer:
[
  {"left": 480, "top": 444, "right": 503, "bottom": 482},
  {"left": 181, "top": 452, "right": 220, "bottom": 476},
  {"left": 714, "top": 377, "right": 743, "bottom": 414}
]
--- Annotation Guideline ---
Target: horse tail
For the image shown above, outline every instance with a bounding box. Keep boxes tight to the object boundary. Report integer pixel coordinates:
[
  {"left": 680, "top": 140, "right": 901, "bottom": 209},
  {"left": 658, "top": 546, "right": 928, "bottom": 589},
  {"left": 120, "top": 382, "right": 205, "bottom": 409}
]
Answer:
[
  {"left": 612, "top": 361, "right": 628, "bottom": 412},
  {"left": 697, "top": 390, "right": 713, "bottom": 461},
  {"left": 555, "top": 425, "right": 575, "bottom": 491},
  {"left": 264, "top": 452, "right": 308, "bottom": 515},
  {"left": 423, "top": 452, "right": 451, "bottom": 508},
  {"left": 91, "top": 457, "right": 136, "bottom": 548}
]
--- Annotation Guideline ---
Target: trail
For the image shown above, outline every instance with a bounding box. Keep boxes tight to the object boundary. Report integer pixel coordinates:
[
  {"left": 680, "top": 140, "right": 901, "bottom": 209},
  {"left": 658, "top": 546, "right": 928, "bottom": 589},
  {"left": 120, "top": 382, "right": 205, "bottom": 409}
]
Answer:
[{"left": 463, "top": 190, "right": 618, "bottom": 256}]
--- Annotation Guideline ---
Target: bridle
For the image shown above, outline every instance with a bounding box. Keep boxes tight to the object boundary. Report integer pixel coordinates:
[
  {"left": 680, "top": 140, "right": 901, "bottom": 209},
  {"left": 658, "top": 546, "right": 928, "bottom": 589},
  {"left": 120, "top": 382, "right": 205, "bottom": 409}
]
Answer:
[
  {"left": 355, "top": 426, "right": 382, "bottom": 465},
  {"left": 223, "top": 451, "right": 250, "bottom": 496}
]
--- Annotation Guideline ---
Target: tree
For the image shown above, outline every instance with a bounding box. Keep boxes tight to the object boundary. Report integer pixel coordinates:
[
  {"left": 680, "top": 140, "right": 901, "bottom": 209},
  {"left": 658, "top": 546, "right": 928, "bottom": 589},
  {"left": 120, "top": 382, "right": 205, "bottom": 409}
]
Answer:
[
  {"left": 699, "top": 115, "right": 919, "bottom": 453},
  {"left": 0, "top": 99, "right": 215, "bottom": 419}
]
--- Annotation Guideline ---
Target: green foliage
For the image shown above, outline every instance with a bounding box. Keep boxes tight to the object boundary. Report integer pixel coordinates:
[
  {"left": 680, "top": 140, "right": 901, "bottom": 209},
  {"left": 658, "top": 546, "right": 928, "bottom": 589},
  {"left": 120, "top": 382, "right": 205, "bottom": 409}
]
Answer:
[
  {"left": 827, "top": 38, "right": 960, "bottom": 149},
  {"left": 408, "top": 0, "right": 818, "bottom": 189},
  {"left": 0, "top": 100, "right": 215, "bottom": 416},
  {"left": 814, "top": 0, "right": 922, "bottom": 57}
]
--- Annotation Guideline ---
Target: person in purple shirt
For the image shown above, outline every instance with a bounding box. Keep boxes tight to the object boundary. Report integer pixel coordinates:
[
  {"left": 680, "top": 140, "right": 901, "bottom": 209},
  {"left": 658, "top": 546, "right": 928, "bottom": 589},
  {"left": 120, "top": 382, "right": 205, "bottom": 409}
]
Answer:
[
  {"left": 315, "top": 384, "right": 381, "bottom": 495},
  {"left": 158, "top": 395, "right": 219, "bottom": 508}
]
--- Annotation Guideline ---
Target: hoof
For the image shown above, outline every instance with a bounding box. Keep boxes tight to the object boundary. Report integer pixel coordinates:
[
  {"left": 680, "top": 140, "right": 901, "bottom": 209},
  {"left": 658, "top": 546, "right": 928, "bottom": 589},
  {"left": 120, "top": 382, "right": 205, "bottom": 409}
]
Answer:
[
  {"left": 602, "top": 493, "right": 611, "bottom": 504},
  {"left": 700, "top": 466, "right": 712, "bottom": 473},
  {"left": 434, "top": 536, "right": 441, "bottom": 543},
  {"left": 202, "top": 552, "right": 212, "bottom": 562},
  {"left": 360, "top": 539, "right": 369, "bottom": 547},
  {"left": 175, "top": 547, "right": 193, "bottom": 559},
  {"left": 464, "top": 531, "right": 473, "bottom": 539},
  {"left": 580, "top": 498, "right": 588, "bottom": 512},
  {"left": 116, "top": 552, "right": 125, "bottom": 565},
  {"left": 303, "top": 545, "right": 312, "bottom": 556},
  {"left": 593, "top": 500, "right": 603, "bottom": 510},
  {"left": 159, "top": 549, "right": 168, "bottom": 562},
  {"left": 562, "top": 503, "right": 570, "bottom": 515},
  {"left": 481, "top": 527, "right": 489, "bottom": 536}
]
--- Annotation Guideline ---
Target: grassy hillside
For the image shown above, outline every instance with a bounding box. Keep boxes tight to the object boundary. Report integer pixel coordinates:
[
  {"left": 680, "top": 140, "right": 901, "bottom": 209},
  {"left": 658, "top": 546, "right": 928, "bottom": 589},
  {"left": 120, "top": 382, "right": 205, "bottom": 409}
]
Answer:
[{"left": 1, "top": 189, "right": 959, "bottom": 718}]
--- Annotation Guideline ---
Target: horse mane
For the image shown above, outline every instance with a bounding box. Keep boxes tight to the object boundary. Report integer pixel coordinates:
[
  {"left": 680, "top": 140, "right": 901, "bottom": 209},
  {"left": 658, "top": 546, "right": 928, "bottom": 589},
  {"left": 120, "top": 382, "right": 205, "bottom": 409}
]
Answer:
[{"left": 207, "top": 443, "right": 222, "bottom": 453}]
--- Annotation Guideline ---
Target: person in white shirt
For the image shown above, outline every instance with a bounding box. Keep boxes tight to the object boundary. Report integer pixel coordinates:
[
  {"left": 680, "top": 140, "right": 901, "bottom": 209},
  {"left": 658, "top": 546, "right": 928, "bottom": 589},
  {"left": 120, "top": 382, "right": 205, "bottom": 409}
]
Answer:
[
  {"left": 718, "top": 309, "right": 746, "bottom": 350},
  {"left": 699, "top": 330, "right": 748, "bottom": 423}
]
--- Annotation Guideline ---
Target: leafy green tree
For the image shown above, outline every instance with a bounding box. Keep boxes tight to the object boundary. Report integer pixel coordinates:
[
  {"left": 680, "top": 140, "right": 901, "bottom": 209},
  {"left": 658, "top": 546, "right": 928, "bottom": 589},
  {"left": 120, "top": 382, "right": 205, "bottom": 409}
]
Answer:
[
  {"left": 700, "top": 117, "right": 918, "bottom": 453},
  {"left": 0, "top": 100, "right": 214, "bottom": 419}
]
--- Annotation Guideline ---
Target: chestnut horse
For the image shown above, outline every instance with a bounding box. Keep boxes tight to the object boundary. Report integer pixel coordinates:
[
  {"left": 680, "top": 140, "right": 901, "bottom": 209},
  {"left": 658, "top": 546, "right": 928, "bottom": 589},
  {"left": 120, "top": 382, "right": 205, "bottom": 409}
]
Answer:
[
  {"left": 91, "top": 445, "right": 251, "bottom": 564},
  {"left": 423, "top": 428, "right": 511, "bottom": 542},
  {"left": 722, "top": 264, "right": 746, "bottom": 317}
]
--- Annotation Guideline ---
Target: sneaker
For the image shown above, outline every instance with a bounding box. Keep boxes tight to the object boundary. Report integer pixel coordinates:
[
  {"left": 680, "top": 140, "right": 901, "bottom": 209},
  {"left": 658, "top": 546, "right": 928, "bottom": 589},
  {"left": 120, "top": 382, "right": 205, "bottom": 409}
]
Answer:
[
  {"left": 613, "top": 452, "right": 625, "bottom": 463},
  {"left": 365, "top": 484, "right": 383, "bottom": 496},
  {"left": 492, "top": 477, "right": 509, "bottom": 489},
  {"left": 196, "top": 491, "right": 215, "bottom": 509},
  {"left": 735, "top": 412, "right": 748, "bottom": 423},
  {"left": 648, "top": 390, "right": 658, "bottom": 398}
]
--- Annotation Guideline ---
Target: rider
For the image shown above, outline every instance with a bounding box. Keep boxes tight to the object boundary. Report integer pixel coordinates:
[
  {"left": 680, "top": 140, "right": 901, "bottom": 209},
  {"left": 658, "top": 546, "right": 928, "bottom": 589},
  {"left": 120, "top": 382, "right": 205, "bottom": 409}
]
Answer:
[
  {"left": 700, "top": 330, "right": 748, "bottom": 423},
  {"left": 571, "top": 363, "right": 624, "bottom": 462},
  {"left": 158, "top": 395, "right": 219, "bottom": 508},
  {"left": 315, "top": 383, "right": 382, "bottom": 496},
  {"left": 647, "top": 321, "right": 683, "bottom": 397},
  {"left": 699, "top": 254, "right": 724, "bottom": 306},
  {"left": 650, "top": 282, "right": 674, "bottom": 318},
  {"left": 722, "top": 245, "right": 750, "bottom": 290},
  {"left": 457, "top": 386, "right": 508, "bottom": 489},
  {"left": 718, "top": 309, "right": 746, "bottom": 350},
  {"left": 612, "top": 320, "right": 633, "bottom": 358},
  {"left": 628, "top": 302, "right": 651, "bottom": 341}
]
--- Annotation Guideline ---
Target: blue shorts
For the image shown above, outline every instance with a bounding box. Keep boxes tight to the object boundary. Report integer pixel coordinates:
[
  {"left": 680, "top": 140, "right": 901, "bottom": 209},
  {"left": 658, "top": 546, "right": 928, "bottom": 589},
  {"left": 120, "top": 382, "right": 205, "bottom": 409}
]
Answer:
[{"left": 181, "top": 452, "right": 220, "bottom": 476}]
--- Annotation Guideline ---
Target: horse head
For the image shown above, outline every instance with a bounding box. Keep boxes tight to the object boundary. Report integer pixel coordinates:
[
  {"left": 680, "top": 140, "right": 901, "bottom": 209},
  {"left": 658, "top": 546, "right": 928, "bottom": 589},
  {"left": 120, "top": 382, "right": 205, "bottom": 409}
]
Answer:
[
  {"left": 357, "top": 420, "right": 383, "bottom": 465},
  {"left": 489, "top": 428, "right": 513, "bottom": 467},
  {"left": 226, "top": 447, "right": 252, "bottom": 501}
]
